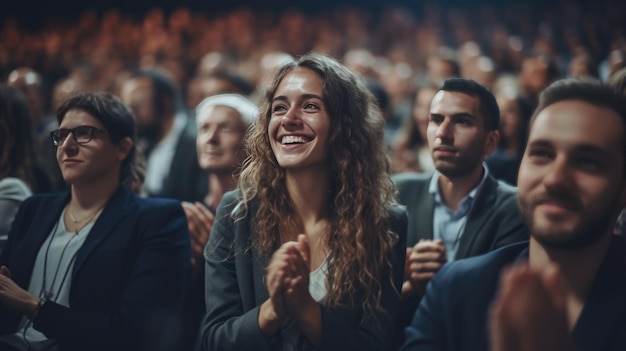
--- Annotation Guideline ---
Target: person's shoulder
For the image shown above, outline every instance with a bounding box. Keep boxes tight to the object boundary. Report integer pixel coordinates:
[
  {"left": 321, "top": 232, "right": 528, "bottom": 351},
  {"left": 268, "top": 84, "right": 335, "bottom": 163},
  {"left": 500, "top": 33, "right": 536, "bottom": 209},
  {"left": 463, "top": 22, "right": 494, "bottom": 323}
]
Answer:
[
  {"left": 387, "top": 204, "right": 407, "bottom": 219},
  {"left": 387, "top": 204, "right": 408, "bottom": 234},
  {"left": 437, "top": 242, "right": 527, "bottom": 282},
  {"left": 133, "top": 194, "right": 184, "bottom": 214},
  {"left": 392, "top": 172, "right": 432, "bottom": 184},
  {"left": 0, "top": 177, "right": 32, "bottom": 198},
  {"left": 492, "top": 176, "right": 518, "bottom": 195},
  {"left": 221, "top": 189, "right": 242, "bottom": 205}
]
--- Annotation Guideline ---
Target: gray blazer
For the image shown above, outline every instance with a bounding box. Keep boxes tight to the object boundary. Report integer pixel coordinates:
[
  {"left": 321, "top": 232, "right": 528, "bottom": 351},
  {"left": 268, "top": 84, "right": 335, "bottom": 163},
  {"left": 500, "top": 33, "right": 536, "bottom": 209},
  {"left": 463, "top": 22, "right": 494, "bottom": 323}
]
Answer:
[
  {"left": 201, "top": 190, "right": 408, "bottom": 351},
  {"left": 392, "top": 172, "right": 528, "bottom": 258}
]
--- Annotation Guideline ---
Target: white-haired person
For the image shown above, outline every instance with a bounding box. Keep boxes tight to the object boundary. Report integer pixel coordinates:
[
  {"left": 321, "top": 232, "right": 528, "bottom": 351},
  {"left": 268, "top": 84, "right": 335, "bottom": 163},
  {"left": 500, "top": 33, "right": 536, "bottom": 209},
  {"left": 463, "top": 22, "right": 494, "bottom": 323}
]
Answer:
[{"left": 180, "top": 94, "right": 258, "bottom": 351}]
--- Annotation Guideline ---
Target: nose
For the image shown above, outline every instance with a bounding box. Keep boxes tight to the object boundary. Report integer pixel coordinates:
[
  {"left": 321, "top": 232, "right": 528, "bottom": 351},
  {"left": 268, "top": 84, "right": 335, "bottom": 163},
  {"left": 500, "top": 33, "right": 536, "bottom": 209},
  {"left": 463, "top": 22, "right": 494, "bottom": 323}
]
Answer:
[
  {"left": 205, "top": 127, "right": 219, "bottom": 144},
  {"left": 542, "top": 156, "right": 574, "bottom": 191},
  {"left": 281, "top": 106, "right": 303, "bottom": 127},
  {"left": 57, "top": 132, "right": 78, "bottom": 148},
  {"left": 434, "top": 119, "right": 453, "bottom": 142}
]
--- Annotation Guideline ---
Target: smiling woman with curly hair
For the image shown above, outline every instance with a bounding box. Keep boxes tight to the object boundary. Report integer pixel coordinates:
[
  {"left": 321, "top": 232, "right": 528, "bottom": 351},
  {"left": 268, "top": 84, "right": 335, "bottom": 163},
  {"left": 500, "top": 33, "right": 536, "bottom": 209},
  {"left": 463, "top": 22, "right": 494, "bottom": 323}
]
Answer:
[{"left": 202, "top": 52, "right": 407, "bottom": 351}]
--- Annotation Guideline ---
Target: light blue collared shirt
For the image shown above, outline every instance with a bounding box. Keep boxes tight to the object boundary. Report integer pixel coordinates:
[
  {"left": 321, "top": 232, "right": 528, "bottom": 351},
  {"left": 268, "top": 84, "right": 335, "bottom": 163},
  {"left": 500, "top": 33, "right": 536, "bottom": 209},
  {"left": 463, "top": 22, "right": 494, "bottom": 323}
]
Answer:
[{"left": 429, "top": 164, "right": 490, "bottom": 261}]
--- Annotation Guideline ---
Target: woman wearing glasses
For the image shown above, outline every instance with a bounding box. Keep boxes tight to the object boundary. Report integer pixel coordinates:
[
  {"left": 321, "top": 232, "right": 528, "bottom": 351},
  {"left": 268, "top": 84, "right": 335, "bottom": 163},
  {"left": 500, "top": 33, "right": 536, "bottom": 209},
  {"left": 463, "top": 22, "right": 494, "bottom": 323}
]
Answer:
[{"left": 0, "top": 92, "right": 191, "bottom": 351}]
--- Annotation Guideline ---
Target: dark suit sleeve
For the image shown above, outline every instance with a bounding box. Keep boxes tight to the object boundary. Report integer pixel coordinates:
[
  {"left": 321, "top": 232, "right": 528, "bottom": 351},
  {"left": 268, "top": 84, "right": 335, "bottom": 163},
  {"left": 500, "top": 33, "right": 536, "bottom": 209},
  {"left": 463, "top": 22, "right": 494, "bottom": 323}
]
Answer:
[
  {"left": 31, "top": 201, "right": 191, "bottom": 350},
  {"left": 202, "top": 195, "right": 274, "bottom": 351},
  {"left": 399, "top": 263, "right": 450, "bottom": 351}
]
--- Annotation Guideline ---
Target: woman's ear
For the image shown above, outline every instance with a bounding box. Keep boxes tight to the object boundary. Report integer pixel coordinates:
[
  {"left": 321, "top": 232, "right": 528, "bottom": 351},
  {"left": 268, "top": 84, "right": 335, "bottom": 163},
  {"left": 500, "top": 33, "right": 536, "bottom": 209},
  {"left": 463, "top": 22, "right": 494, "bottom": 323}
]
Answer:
[{"left": 117, "top": 137, "right": 133, "bottom": 162}]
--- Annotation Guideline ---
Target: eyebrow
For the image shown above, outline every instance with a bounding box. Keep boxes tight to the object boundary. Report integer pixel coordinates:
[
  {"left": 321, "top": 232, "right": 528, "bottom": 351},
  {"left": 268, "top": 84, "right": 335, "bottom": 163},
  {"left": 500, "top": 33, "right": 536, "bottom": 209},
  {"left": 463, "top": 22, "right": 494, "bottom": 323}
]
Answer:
[
  {"left": 271, "top": 93, "right": 325, "bottom": 104},
  {"left": 429, "top": 112, "right": 476, "bottom": 119},
  {"left": 528, "top": 139, "right": 612, "bottom": 157}
]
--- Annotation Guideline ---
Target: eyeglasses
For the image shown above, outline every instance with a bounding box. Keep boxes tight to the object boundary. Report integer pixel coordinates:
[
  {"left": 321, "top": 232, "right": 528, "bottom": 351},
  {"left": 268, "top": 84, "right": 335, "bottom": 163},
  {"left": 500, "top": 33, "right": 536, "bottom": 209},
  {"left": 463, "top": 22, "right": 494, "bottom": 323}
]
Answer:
[{"left": 50, "top": 126, "right": 107, "bottom": 146}]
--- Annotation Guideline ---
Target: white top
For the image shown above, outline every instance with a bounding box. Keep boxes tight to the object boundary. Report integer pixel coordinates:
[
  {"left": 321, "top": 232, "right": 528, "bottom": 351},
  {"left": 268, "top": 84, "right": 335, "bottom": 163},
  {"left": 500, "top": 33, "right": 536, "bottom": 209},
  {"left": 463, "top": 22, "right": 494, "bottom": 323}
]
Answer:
[
  {"left": 143, "top": 112, "right": 187, "bottom": 196},
  {"left": 281, "top": 256, "right": 329, "bottom": 351}
]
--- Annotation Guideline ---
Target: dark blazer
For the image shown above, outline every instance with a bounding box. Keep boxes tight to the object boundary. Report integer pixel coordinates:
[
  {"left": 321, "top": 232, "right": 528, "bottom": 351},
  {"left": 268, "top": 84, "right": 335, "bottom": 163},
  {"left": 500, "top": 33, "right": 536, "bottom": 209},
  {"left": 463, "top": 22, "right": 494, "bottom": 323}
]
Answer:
[
  {"left": 392, "top": 171, "right": 528, "bottom": 256},
  {"left": 161, "top": 117, "right": 208, "bottom": 203},
  {"left": 0, "top": 187, "right": 191, "bottom": 351},
  {"left": 392, "top": 171, "right": 529, "bottom": 347},
  {"left": 400, "top": 236, "right": 626, "bottom": 351},
  {"left": 202, "top": 190, "right": 408, "bottom": 351}
]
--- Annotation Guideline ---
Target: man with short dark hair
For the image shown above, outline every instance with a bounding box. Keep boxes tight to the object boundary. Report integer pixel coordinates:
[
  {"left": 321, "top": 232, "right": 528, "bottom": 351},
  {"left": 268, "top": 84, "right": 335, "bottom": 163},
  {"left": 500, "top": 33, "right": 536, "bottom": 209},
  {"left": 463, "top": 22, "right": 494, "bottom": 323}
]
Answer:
[
  {"left": 400, "top": 78, "right": 626, "bottom": 351},
  {"left": 393, "top": 78, "right": 528, "bottom": 345},
  {"left": 120, "top": 69, "right": 206, "bottom": 202}
]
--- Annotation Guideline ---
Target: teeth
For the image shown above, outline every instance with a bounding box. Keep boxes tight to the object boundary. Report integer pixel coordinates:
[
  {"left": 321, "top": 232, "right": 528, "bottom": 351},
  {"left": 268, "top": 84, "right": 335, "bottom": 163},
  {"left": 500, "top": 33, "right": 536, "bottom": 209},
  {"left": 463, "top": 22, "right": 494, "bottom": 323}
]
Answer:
[{"left": 281, "top": 135, "right": 310, "bottom": 144}]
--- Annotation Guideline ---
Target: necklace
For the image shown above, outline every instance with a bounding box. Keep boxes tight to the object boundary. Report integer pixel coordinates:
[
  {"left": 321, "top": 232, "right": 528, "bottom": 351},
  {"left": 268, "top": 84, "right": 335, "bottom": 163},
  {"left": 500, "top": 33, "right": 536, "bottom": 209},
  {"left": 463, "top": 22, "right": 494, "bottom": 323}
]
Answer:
[
  {"left": 41, "top": 219, "right": 81, "bottom": 301},
  {"left": 68, "top": 203, "right": 105, "bottom": 234}
]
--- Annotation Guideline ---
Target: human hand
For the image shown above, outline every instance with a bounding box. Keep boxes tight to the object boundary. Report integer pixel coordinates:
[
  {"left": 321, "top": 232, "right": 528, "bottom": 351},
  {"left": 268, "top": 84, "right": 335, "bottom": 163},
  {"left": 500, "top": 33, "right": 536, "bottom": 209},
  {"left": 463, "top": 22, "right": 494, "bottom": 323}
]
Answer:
[
  {"left": 182, "top": 201, "right": 215, "bottom": 271},
  {"left": 0, "top": 266, "right": 39, "bottom": 319},
  {"left": 489, "top": 263, "right": 578, "bottom": 351},
  {"left": 283, "top": 235, "right": 316, "bottom": 319},
  {"left": 402, "top": 239, "right": 447, "bottom": 298}
]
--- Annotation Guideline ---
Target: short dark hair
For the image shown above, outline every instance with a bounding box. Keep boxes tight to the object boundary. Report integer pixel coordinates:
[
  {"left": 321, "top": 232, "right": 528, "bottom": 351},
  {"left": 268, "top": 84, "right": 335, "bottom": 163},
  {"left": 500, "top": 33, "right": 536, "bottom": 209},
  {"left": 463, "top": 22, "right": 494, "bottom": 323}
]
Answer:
[
  {"left": 440, "top": 78, "right": 500, "bottom": 130},
  {"left": 531, "top": 78, "right": 626, "bottom": 126},
  {"left": 56, "top": 92, "right": 145, "bottom": 193},
  {"left": 128, "top": 69, "right": 186, "bottom": 115}
]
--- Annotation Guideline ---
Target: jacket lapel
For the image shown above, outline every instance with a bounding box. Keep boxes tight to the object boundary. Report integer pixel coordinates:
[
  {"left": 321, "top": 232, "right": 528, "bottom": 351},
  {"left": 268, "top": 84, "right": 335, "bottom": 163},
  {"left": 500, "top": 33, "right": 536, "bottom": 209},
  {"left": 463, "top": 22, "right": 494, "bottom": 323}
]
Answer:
[
  {"left": 415, "top": 176, "right": 435, "bottom": 242},
  {"left": 455, "top": 175, "right": 497, "bottom": 259},
  {"left": 17, "top": 193, "right": 69, "bottom": 287},
  {"left": 72, "top": 187, "right": 134, "bottom": 280}
]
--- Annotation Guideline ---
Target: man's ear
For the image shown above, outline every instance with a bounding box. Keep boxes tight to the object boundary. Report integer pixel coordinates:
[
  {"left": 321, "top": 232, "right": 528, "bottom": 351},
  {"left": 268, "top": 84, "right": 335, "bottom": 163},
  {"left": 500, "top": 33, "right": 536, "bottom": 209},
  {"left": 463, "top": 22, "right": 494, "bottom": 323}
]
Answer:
[
  {"left": 484, "top": 130, "right": 500, "bottom": 158},
  {"left": 117, "top": 137, "right": 133, "bottom": 162}
]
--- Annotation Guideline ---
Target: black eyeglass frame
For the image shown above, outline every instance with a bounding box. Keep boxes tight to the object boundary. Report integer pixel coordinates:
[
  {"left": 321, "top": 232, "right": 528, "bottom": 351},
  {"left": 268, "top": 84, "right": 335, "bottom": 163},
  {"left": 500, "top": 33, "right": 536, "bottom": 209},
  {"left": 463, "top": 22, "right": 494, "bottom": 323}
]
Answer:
[{"left": 50, "top": 125, "right": 108, "bottom": 146}]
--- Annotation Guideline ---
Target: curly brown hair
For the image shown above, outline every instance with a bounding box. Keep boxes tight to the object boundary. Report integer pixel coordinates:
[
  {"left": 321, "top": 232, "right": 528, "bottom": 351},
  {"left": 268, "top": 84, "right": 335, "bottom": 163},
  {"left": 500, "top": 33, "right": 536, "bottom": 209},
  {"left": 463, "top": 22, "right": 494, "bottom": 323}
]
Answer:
[{"left": 237, "top": 53, "right": 399, "bottom": 317}]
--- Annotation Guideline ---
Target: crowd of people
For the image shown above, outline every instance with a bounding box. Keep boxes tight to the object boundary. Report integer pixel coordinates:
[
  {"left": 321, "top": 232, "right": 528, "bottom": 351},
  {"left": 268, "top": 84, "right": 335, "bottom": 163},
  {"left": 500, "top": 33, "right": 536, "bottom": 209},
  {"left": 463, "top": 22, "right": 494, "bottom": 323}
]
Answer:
[{"left": 0, "top": 0, "right": 625, "bottom": 350}]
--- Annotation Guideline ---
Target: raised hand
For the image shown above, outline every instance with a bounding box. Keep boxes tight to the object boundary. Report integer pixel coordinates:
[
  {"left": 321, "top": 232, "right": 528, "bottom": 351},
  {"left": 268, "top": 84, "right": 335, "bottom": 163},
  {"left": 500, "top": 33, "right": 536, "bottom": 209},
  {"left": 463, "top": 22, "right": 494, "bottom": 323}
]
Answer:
[
  {"left": 259, "top": 240, "right": 300, "bottom": 337},
  {"left": 182, "top": 201, "right": 215, "bottom": 272},
  {"left": 489, "top": 263, "right": 578, "bottom": 351},
  {"left": 402, "top": 239, "right": 447, "bottom": 298}
]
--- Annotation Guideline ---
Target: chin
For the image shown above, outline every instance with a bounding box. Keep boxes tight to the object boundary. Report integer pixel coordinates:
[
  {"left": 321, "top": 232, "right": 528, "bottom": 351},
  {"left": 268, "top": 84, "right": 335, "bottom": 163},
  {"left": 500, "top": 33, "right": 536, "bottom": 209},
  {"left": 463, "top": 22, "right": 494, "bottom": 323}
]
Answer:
[{"left": 531, "top": 222, "right": 608, "bottom": 250}]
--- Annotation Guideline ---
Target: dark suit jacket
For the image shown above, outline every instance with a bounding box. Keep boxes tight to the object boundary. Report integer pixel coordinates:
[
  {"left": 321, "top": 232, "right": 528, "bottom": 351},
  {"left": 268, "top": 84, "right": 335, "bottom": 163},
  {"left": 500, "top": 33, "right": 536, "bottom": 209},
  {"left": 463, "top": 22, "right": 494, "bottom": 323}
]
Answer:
[
  {"left": 400, "top": 236, "right": 626, "bottom": 351},
  {"left": 160, "top": 116, "right": 208, "bottom": 203},
  {"left": 392, "top": 171, "right": 529, "bottom": 346},
  {"left": 392, "top": 172, "right": 528, "bottom": 257},
  {"left": 0, "top": 187, "right": 191, "bottom": 351},
  {"left": 202, "top": 190, "right": 408, "bottom": 351}
]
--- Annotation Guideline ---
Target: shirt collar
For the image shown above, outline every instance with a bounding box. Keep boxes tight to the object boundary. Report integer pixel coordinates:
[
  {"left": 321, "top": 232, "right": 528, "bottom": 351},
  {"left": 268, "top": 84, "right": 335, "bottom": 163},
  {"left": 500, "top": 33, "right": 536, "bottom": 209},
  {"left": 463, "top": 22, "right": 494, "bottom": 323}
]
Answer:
[{"left": 429, "top": 163, "right": 490, "bottom": 206}]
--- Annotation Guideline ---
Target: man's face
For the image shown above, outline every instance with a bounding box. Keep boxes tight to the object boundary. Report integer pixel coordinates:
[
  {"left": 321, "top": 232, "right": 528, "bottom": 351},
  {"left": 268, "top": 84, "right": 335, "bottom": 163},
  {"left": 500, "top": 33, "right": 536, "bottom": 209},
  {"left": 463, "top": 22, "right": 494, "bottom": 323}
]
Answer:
[
  {"left": 427, "top": 90, "right": 497, "bottom": 178},
  {"left": 517, "top": 100, "right": 626, "bottom": 249},
  {"left": 120, "top": 77, "right": 160, "bottom": 142}
]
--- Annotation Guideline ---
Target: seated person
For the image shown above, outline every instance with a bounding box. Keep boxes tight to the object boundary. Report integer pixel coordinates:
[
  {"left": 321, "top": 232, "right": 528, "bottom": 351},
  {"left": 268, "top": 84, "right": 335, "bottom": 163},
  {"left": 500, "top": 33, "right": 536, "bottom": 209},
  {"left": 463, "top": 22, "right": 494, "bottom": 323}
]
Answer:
[
  {"left": 180, "top": 94, "right": 258, "bottom": 351},
  {"left": 0, "top": 92, "right": 191, "bottom": 351},
  {"left": 201, "top": 53, "right": 407, "bottom": 350},
  {"left": 400, "top": 78, "right": 626, "bottom": 351}
]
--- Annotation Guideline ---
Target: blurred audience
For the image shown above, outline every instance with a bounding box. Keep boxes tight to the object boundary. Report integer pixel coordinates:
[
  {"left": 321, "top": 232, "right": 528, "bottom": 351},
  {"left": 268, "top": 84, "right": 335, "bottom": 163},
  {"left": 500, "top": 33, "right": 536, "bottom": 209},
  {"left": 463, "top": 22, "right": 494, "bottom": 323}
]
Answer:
[
  {"left": 0, "top": 86, "right": 40, "bottom": 255},
  {"left": 119, "top": 69, "right": 206, "bottom": 202},
  {"left": 390, "top": 83, "right": 438, "bottom": 174}
]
